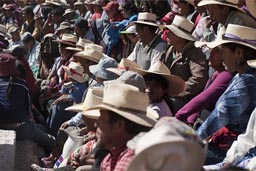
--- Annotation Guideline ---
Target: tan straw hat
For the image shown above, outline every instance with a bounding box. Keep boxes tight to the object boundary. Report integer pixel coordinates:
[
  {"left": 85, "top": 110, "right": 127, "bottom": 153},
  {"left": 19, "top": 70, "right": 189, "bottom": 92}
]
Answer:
[
  {"left": 53, "top": 33, "right": 77, "bottom": 46},
  {"left": 127, "top": 117, "right": 207, "bottom": 171},
  {"left": 73, "top": 46, "right": 103, "bottom": 63},
  {"left": 160, "top": 15, "right": 196, "bottom": 41},
  {"left": 246, "top": 0, "right": 256, "bottom": 17},
  {"left": 63, "top": 62, "right": 86, "bottom": 83},
  {"left": 134, "top": 12, "right": 158, "bottom": 27},
  {"left": 66, "top": 38, "right": 92, "bottom": 52},
  {"left": 86, "top": 83, "right": 158, "bottom": 127},
  {"left": 106, "top": 58, "right": 142, "bottom": 76},
  {"left": 197, "top": 0, "right": 240, "bottom": 10},
  {"left": 200, "top": 24, "right": 256, "bottom": 50},
  {"left": 65, "top": 87, "right": 103, "bottom": 113},
  {"left": 131, "top": 61, "right": 185, "bottom": 96}
]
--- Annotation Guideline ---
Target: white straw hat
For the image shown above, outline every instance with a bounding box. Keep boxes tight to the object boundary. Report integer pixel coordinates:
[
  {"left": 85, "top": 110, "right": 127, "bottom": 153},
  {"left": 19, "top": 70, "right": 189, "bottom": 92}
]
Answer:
[{"left": 63, "top": 62, "right": 86, "bottom": 83}]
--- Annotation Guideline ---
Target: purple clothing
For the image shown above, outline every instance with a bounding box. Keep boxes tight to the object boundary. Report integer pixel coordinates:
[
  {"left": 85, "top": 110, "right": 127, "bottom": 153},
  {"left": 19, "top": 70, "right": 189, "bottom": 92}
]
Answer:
[{"left": 175, "top": 71, "right": 234, "bottom": 124}]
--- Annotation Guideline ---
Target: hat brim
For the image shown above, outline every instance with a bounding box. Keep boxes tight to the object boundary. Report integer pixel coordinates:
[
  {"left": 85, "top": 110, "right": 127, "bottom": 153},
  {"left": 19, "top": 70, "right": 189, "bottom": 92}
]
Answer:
[
  {"left": 65, "top": 102, "right": 85, "bottom": 112},
  {"left": 0, "top": 32, "right": 11, "bottom": 39},
  {"left": 247, "top": 60, "right": 256, "bottom": 68},
  {"left": 160, "top": 25, "right": 197, "bottom": 41},
  {"left": 197, "top": 0, "right": 242, "bottom": 11},
  {"left": 206, "top": 38, "right": 256, "bottom": 50},
  {"left": 82, "top": 109, "right": 100, "bottom": 119},
  {"left": 106, "top": 68, "right": 123, "bottom": 76},
  {"left": 53, "top": 40, "right": 76, "bottom": 46},
  {"left": 246, "top": 0, "right": 256, "bottom": 17},
  {"left": 89, "top": 65, "right": 116, "bottom": 80},
  {"left": 130, "top": 67, "right": 185, "bottom": 96},
  {"left": 86, "top": 104, "right": 157, "bottom": 127},
  {"left": 66, "top": 47, "right": 83, "bottom": 52},
  {"left": 133, "top": 21, "right": 158, "bottom": 27},
  {"left": 74, "top": 51, "right": 101, "bottom": 63},
  {"left": 127, "top": 141, "right": 205, "bottom": 171}
]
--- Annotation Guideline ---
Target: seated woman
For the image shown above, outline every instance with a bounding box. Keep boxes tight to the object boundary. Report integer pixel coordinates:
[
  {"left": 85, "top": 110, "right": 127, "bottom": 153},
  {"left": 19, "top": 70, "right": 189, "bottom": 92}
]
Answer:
[
  {"left": 196, "top": 24, "right": 256, "bottom": 164},
  {"left": 0, "top": 53, "right": 55, "bottom": 154},
  {"left": 175, "top": 34, "right": 234, "bottom": 126},
  {"left": 132, "top": 61, "right": 185, "bottom": 118}
]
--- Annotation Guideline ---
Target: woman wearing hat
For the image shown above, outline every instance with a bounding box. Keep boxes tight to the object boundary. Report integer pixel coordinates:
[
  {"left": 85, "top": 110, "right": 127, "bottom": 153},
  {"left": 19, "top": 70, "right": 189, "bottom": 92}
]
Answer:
[
  {"left": 196, "top": 24, "right": 256, "bottom": 164},
  {"left": 0, "top": 53, "right": 55, "bottom": 154},
  {"left": 161, "top": 15, "right": 208, "bottom": 106}
]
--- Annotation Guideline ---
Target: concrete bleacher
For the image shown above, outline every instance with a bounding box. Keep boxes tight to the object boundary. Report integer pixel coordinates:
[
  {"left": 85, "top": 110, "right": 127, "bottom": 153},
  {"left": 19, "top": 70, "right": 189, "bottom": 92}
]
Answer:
[{"left": 0, "top": 129, "right": 45, "bottom": 170}]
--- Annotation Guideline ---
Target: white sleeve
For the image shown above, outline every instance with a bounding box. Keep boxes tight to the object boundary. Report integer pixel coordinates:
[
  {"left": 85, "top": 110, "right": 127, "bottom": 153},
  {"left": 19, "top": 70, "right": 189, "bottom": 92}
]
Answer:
[
  {"left": 151, "top": 42, "right": 166, "bottom": 66},
  {"left": 223, "top": 108, "right": 256, "bottom": 165}
]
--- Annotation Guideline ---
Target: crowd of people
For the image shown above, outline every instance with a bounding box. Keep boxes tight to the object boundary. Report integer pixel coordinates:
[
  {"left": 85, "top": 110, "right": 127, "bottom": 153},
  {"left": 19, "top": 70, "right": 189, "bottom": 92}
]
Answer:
[{"left": 0, "top": 0, "right": 256, "bottom": 170}]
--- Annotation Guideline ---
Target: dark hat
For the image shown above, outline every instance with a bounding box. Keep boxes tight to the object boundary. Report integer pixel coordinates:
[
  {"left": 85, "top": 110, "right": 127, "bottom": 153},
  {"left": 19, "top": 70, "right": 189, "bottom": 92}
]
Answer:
[
  {"left": 0, "top": 53, "right": 18, "bottom": 76},
  {"left": 74, "top": 18, "right": 89, "bottom": 29}
]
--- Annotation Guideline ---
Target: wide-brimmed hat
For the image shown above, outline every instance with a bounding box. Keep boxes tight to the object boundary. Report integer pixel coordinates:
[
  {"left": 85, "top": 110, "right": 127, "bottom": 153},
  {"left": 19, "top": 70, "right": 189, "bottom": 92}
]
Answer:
[
  {"left": 89, "top": 56, "right": 118, "bottom": 80},
  {"left": 119, "top": 25, "right": 137, "bottom": 34},
  {"left": 43, "top": 0, "right": 67, "bottom": 6},
  {"left": 247, "top": 60, "right": 256, "bottom": 68},
  {"left": 200, "top": 24, "right": 256, "bottom": 50},
  {"left": 197, "top": 0, "right": 240, "bottom": 10},
  {"left": 86, "top": 83, "right": 158, "bottom": 127},
  {"left": 106, "top": 58, "right": 142, "bottom": 76},
  {"left": 55, "top": 22, "right": 72, "bottom": 32},
  {"left": 63, "top": 61, "right": 87, "bottom": 83},
  {"left": 160, "top": 15, "right": 197, "bottom": 41},
  {"left": 134, "top": 12, "right": 158, "bottom": 27},
  {"left": 65, "top": 87, "right": 103, "bottom": 113},
  {"left": 131, "top": 61, "right": 185, "bottom": 96},
  {"left": 92, "top": 0, "right": 102, "bottom": 6},
  {"left": 66, "top": 38, "right": 92, "bottom": 52},
  {"left": 0, "top": 53, "right": 18, "bottom": 76},
  {"left": 127, "top": 117, "right": 206, "bottom": 171},
  {"left": 7, "top": 25, "right": 19, "bottom": 35},
  {"left": 74, "top": 0, "right": 85, "bottom": 6},
  {"left": 73, "top": 45, "right": 103, "bottom": 63},
  {"left": 53, "top": 33, "right": 77, "bottom": 46},
  {"left": 63, "top": 9, "right": 75, "bottom": 16},
  {"left": 0, "top": 24, "right": 11, "bottom": 39},
  {"left": 246, "top": 0, "right": 256, "bottom": 17},
  {"left": 104, "top": 71, "right": 146, "bottom": 93}
]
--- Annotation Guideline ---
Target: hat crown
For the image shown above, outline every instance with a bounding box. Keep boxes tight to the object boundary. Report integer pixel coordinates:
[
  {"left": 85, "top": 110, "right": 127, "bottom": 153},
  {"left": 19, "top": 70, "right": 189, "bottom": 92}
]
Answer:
[
  {"left": 98, "top": 57, "right": 118, "bottom": 69},
  {"left": 77, "top": 38, "right": 92, "bottom": 48},
  {"left": 0, "top": 24, "right": 8, "bottom": 34},
  {"left": 84, "top": 46, "right": 102, "bottom": 60},
  {"left": 119, "top": 58, "right": 141, "bottom": 69},
  {"left": 60, "top": 33, "right": 77, "bottom": 43},
  {"left": 148, "top": 61, "right": 171, "bottom": 75},
  {"left": 86, "top": 43, "right": 103, "bottom": 53},
  {"left": 172, "top": 15, "right": 194, "bottom": 33},
  {"left": 103, "top": 84, "right": 149, "bottom": 113},
  {"left": 223, "top": 24, "right": 256, "bottom": 42},
  {"left": 84, "top": 87, "right": 103, "bottom": 108},
  {"left": 137, "top": 12, "right": 157, "bottom": 24},
  {"left": 68, "top": 61, "right": 84, "bottom": 75}
]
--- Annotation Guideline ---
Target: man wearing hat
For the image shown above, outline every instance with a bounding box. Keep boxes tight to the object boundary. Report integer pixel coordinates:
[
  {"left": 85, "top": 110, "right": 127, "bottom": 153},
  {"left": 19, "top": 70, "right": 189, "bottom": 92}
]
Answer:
[
  {"left": 73, "top": 17, "right": 95, "bottom": 43},
  {"left": 8, "top": 25, "right": 24, "bottom": 48},
  {"left": 161, "top": 15, "right": 208, "bottom": 106},
  {"left": 127, "top": 12, "right": 166, "bottom": 70},
  {"left": 85, "top": 83, "right": 157, "bottom": 171}
]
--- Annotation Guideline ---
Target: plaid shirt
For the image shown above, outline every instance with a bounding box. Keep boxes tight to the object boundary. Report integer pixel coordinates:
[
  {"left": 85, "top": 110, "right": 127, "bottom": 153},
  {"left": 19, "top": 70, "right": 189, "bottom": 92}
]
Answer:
[{"left": 100, "top": 144, "right": 135, "bottom": 171}]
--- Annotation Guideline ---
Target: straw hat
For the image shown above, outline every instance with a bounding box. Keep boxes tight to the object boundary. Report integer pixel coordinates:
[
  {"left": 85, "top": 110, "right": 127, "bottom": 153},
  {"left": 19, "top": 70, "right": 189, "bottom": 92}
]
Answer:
[
  {"left": 246, "top": 0, "right": 256, "bottom": 17},
  {"left": 65, "top": 87, "right": 103, "bottom": 113},
  {"left": 74, "top": 0, "right": 85, "bottom": 6},
  {"left": 66, "top": 38, "right": 92, "bottom": 52},
  {"left": 197, "top": 0, "right": 240, "bottom": 10},
  {"left": 247, "top": 60, "right": 256, "bottom": 68},
  {"left": 134, "top": 12, "right": 158, "bottom": 27},
  {"left": 55, "top": 22, "right": 72, "bottom": 32},
  {"left": 7, "top": 25, "right": 19, "bottom": 35},
  {"left": 89, "top": 56, "right": 118, "bottom": 80},
  {"left": 63, "top": 9, "right": 75, "bottom": 16},
  {"left": 119, "top": 25, "right": 137, "bottom": 34},
  {"left": 47, "top": 0, "right": 67, "bottom": 6},
  {"left": 106, "top": 58, "right": 142, "bottom": 76},
  {"left": 131, "top": 61, "right": 185, "bottom": 96},
  {"left": 53, "top": 33, "right": 77, "bottom": 46},
  {"left": 200, "top": 24, "right": 256, "bottom": 50},
  {"left": 104, "top": 71, "right": 146, "bottom": 93},
  {"left": 127, "top": 117, "right": 206, "bottom": 171},
  {"left": 86, "top": 83, "right": 158, "bottom": 127},
  {"left": 63, "top": 62, "right": 87, "bottom": 83},
  {"left": 0, "top": 53, "right": 18, "bottom": 77},
  {"left": 0, "top": 24, "right": 11, "bottom": 39},
  {"left": 92, "top": 0, "right": 102, "bottom": 6},
  {"left": 160, "top": 15, "right": 196, "bottom": 41},
  {"left": 73, "top": 46, "right": 103, "bottom": 63}
]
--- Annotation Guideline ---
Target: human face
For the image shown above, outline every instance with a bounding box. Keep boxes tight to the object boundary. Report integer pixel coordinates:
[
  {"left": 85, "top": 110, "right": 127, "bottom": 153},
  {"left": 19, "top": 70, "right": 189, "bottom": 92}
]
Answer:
[
  {"left": 122, "top": 8, "right": 131, "bottom": 19},
  {"left": 166, "top": 30, "right": 180, "bottom": 46},
  {"left": 145, "top": 76, "right": 166, "bottom": 103},
  {"left": 221, "top": 46, "right": 237, "bottom": 72},
  {"left": 11, "top": 30, "right": 21, "bottom": 42},
  {"left": 177, "top": 1, "right": 191, "bottom": 16},
  {"left": 95, "top": 110, "right": 117, "bottom": 149},
  {"left": 135, "top": 24, "right": 144, "bottom": 42},
  {"left": 208, "top": 47, "right": 224, "bottom": 70},
  {"left": 205, "top": 5, "right": 226, "bottom": 23}
]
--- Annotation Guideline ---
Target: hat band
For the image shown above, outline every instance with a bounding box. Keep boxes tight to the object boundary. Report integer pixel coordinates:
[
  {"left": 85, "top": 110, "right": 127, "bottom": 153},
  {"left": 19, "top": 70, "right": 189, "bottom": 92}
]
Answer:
[
  {"left": 172, "top": 24, "right": 192, "bottom": 34},
  {"left": 137, "top": 19, "right": 156, "bottom": 24},
  {"left": 70, "top": 68, "right": 83, "bottom": 77},
  {"left": 118, "top": 65, "right": 129, "bottom": 71},
  {"left": 223, "top": 33, "right": 256, "bottom": 45},
  {"left": 103, "top": 102, "right": 146, "bottom": 115}
]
